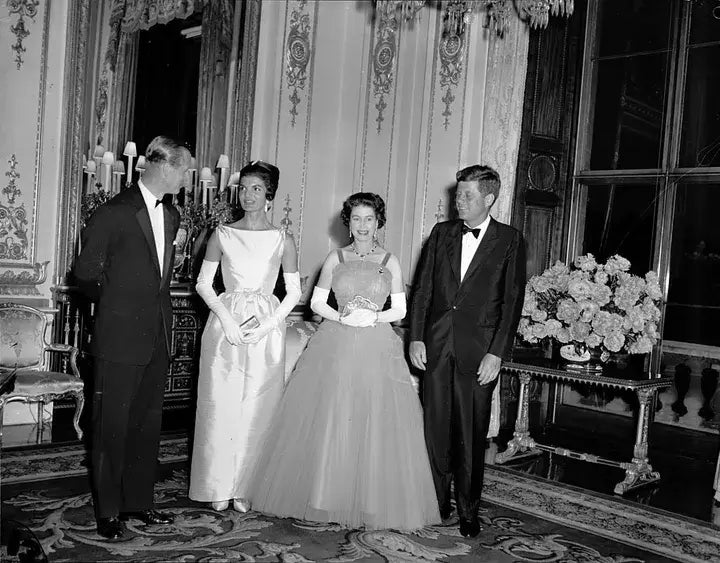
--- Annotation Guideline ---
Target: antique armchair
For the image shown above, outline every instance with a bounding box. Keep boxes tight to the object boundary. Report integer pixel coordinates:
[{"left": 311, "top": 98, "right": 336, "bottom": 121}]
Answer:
[{"left": 0, "top": 303, "right": 84, "bottom": 444}]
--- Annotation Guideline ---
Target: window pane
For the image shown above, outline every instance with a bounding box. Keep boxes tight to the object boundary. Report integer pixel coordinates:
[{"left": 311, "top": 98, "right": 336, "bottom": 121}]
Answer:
[
  {"left": 679, "top": 45, "right": 720, "bottom": 168},
  {"left": 580, "top": 184, "right": 658, "bottom": 275},
  {"left": 589, "top": 55, "right": 668, "bottom": 170},
  {"left": 689, "top": 0, "right": 720, "bottom": 45},
  {"left": 597, "top": 0, "right": 672, "bottom": 57},
  {"left": 665, "top": 184, "right": 720, "bottom": 346}
]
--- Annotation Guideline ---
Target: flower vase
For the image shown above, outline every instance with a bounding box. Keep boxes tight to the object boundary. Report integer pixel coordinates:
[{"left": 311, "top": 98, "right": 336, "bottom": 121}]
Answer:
[{"left": 558, "top": 342, "right": 603, "bottom": 374}]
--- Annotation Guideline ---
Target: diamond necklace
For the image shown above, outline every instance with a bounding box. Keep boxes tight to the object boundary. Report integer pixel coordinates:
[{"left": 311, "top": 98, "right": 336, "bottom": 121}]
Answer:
[{"left": 352, "top": 241, "right": 377, "bottom": 259}]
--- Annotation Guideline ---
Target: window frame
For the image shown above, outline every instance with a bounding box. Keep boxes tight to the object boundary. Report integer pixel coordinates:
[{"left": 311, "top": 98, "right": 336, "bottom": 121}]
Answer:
[{"left": 569, "top": 0, "right": 720, "bottom": 375}]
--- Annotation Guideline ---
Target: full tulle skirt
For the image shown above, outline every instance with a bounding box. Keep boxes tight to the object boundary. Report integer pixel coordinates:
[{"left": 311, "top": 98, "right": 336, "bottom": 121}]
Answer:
[
  {"left": 189, "top": 290, "right": 285, "bottom": 502},
  {"left": 249, "top": 321, "right": 441, "bottom": 530}
]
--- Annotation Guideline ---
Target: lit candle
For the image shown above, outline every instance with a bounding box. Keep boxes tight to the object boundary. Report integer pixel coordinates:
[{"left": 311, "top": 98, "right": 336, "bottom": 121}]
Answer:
[
  {"left": 136, "top": 155, "right": 146, "bottom": 177},
  {"left": 228, "top": 171, "right": 240, "bottom": 204},
  {"left": 101, "top": 151, "right": 114, "bottom": 191},
  {"left": 112, "top": 161, "right": 126, "bottom": 193},
  {"left": 123, "top": 141, "right": 137, "bottom": 187},
  {"left": 84, "top": 159, "right": 96, "bottom": 193},
  {"left": 93, "top": 145, "right": 105, "bottom": 171},
  {"left": 216, "top": 154, "right": 230, "bottom": 191},
  {"left": 199, "top": 167, "right": 213, "bottom": 206}
]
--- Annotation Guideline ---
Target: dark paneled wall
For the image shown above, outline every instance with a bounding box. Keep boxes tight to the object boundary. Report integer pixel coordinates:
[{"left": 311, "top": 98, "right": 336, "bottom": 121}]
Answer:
[{"left": 512, "top": 2, "right": 587, "bottom": 275}]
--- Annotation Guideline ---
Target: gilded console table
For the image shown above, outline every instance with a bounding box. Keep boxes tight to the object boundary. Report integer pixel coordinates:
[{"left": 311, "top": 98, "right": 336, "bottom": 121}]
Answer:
[{"left": 496, "top": 359, "right": 673, "bottom": 495}]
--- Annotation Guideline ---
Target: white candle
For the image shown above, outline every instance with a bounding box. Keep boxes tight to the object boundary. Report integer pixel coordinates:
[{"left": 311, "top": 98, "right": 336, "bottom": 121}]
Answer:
[
  {"left": 84, "top": 159, "right": 96, "bottom": 193},
  {"left": 123, "top": 141, "right": 137, "bottom": 187},
  {"left": 101, "top": 151, "right": 114, "bottom": 191}
]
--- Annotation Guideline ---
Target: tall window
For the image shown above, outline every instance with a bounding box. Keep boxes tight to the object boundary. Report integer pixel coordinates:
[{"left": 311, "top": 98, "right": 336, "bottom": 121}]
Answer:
[{"left": 571, "top": 0, "right": 720, "bottom": 354}]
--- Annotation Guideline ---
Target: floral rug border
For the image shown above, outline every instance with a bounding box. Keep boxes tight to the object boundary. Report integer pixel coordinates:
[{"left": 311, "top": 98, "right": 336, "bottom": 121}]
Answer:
[{"left": 3, "top": 438, "right": 719, "bottom": 562}]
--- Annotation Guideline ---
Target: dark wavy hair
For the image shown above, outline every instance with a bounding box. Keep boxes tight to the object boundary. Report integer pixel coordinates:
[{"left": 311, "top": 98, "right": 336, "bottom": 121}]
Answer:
[
  {"left": 456, "top": 164, "right": 501, "bottom": 201},
  {"left": 239, "top": 160, "right": 280, "bottom": 201},
  {"left": 340, "top": 192, "right": 386, "bottom": 229}
]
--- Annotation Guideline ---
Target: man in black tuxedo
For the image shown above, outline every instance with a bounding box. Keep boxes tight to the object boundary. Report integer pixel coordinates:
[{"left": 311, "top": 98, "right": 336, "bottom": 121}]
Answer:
[
  {"left": 409, "top": 165, "right": 525, "bottom": 538},
  {"left": 74, "top": 136, "right": 191, "bottom": 539}
]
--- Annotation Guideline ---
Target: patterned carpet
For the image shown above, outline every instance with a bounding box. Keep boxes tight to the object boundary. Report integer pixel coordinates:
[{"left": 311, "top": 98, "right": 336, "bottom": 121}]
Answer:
[{"left": 2, "top": 438, "right": 719, "bottom": 562}]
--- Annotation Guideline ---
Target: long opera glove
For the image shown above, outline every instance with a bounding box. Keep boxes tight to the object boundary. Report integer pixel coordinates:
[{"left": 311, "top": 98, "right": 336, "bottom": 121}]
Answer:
[
  {"left": 196, "top": 259, "right": 243, "bottom": 345},
  {"left": 310, "top": 286, "right": 341, "bottom": 322},
  {"left": 375, "top": 292, "right": 407, "bottom": 323},
  {"left": 241, "top": 272, "right": 302, "bottom": 344}
]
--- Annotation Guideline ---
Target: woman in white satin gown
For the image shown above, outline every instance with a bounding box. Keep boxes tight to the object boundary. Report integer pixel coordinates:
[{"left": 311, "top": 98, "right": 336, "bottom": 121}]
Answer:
[{"left": 189, "top": 161, "right": 301, "bottom": 512}]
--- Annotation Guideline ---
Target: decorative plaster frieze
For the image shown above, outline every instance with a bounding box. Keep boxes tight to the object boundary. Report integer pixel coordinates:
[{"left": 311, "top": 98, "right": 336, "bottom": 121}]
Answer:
[
  {"left": 286, "top": 0, "right": 312, "bottom": 127},
  {"left": 438, "top": 31, "right": 464, "bottom": 130},
  {"left": 1, "top": 154, "right": 28, "bottom": 261},
  {"left": 372, "top": 9, "right": 398, "bottom": 133},
  {"left": 7, "top": 0, "right": 39, "bottom": 69},
  {"left": 0, "top": 260, "right": 48, "bottom": 295}
]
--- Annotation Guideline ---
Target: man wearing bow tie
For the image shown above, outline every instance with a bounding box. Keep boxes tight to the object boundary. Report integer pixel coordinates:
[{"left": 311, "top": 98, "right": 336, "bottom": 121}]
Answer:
[
  {"left": 409, "top": 164, "right": 526, "bottom": 538},
  {"left": 74, "top": 136, "right": 190, "bottom": 539}
]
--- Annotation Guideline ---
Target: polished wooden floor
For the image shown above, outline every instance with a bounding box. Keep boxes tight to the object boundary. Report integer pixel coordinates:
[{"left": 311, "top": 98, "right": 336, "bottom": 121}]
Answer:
[{"left": 496, "top": 404, "right": 720, "bottom": 525}]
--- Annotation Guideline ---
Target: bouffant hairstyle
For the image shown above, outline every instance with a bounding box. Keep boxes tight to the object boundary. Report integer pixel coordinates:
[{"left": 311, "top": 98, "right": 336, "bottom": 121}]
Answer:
[
  {"left": 456, "top": 164, "right": 501, "bottom": 201},
  {"left": 145, "top": 136, "right": 191, "bottom": 167},
  {"left": 239, "top": 160, "right": 280, "bottom": 201},
  {"left": 340, "top": 192, "right": 386, "bottom": 229}
]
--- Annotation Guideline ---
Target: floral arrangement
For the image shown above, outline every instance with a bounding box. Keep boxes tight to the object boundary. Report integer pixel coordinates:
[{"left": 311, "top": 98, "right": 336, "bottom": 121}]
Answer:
[
  {"left": 80, "top": 189, "right": 112, "bottom": 230},
  {"left": 517, "top": 254, "right": 663, "bottom": 362}
]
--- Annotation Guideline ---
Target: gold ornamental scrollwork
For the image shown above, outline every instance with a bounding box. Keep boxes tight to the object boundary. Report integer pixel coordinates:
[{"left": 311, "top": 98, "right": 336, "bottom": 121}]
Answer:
[
  {"left": 0, "top": 260, "right": 48, "bottom": 295},
  {"left": 1, "top": 154, "right": 29, "bottom": 261},
  {"left": 372, "top": 8, "right": 399, "bottom": 133},
  {"left": 7, "top": 0, "right": 39, "bottom": 70},
  {"left": 286, "top": 0, "right": 313, "bottom": 127},
  {"left": 438, "top": 30, "right": 464, "bottom": 130}
]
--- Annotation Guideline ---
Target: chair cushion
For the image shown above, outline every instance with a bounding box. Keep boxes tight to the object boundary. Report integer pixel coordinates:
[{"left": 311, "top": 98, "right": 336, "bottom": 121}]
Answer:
[
  {"left": 8, "top": 370, "right": 83, "bottom": 397},
  {"left": 0, "top": 308, "right": 44, "bottom": 369}
]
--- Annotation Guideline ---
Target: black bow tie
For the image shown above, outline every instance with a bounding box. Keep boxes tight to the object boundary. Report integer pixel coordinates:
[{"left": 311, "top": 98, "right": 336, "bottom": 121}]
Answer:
[
  {"left": 155, "top": 199, "right": 163, "bottom": 208},
  {"left": 461, "top": 224, "right": 482, "bottom": 238}
]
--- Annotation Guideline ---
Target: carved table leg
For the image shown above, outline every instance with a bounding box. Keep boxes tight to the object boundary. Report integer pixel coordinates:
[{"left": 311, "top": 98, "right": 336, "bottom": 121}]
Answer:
[
  {"left": 496, "top": 371, "right": 540, "bottom": 463},
  {"left": 72, "top": 392, "right": 85, "bottom": 440},
  {"left": 614, "top": 388, "right": 660, "bottom": 494}
]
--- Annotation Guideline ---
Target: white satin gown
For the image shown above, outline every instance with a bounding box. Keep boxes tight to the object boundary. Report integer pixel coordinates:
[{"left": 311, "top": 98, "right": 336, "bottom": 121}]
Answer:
[{"left": 189, "top": 226, "right": 287, "bottom": 503}]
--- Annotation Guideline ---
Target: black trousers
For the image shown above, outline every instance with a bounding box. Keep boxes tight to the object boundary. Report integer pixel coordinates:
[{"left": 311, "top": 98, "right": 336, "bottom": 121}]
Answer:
[
  {"left": 423, "top": 353, "right": 497, "bottom": 520},
  {"left": 90, "top": 341, "right": 169, "bottom": 519}
]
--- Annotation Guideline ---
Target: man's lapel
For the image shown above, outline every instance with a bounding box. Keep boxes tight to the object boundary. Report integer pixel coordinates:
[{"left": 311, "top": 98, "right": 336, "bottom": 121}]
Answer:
[
  {"left": 444, "top": 221, "right": 463, "bottom": 285},
  {"left": 161, "top": 205, "right": 175, "bottom": 282},
  {"left": 129, "top": 185, "right": 162, "bottom": 278},
  {"left": 457, "top": 218, "right": 500, "bottom": 293}
]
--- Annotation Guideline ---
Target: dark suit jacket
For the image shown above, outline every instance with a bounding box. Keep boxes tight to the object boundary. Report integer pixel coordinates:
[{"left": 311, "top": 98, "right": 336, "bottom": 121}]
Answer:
[
  {"left": 74, "top": 184, "right": 180, "bottom": 365},
  {"left": 409, "top": 218, "right": 526, "bottom": 373}
]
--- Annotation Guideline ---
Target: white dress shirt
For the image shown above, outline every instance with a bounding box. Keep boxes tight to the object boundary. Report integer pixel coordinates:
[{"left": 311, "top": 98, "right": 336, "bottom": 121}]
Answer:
[
  {"left": 138, "top": 180, "right": 165, "bottom": 274},
  {"left": 460, "top": 215, "right": 491, "bottom": 281}
]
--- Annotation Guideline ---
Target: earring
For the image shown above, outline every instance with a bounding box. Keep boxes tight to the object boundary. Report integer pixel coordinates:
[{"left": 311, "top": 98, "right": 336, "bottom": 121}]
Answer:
[
  {"left": 349, "top": 227, "right": 353, "bottom": 239},
  {"left": 265, "top": 201, "right": 272, "bottom": 213}
]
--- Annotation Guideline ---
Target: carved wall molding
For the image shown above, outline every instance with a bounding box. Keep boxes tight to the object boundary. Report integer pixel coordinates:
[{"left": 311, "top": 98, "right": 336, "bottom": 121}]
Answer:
[
  {"left": 7, "top": 0, "right": 39, "bottom": 69},
  {"left": 371, "top": 7, "right": 398, "bottom": 133},
  {"left": 285, "top": 0, "right": 312, "bottom": 127},
  {"left": 55, "top": 0, "right": 92, "bottom": 284},
  {"left": 0, "top": 260, "right": 48, "bottom": 295},
  {"left": 527, "top": 153, "right": 558, "bottom": 192},
  {"left": 0, "top": 155, "right": 29, "bottom": 258},
  {"left": 438, "top": 31, "right": 464, "bottom": 130}
]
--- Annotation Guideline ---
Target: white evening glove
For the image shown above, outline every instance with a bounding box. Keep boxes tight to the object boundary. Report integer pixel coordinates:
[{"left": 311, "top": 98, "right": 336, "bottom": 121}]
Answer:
[
  {"left": 242, "top": 272, "right": 302, "bottom": 344},
  {"left": 196, "top": 259, "right": 243, "bottom": 345},
  {"left": 310, "top": 286, "right": 341, "bottom": 322},
  {"left": 341, "top": 308, "right": 377, "bottom": 327},
  {"left": 376, "top": 292, "right": 407, "bottom": 323}
]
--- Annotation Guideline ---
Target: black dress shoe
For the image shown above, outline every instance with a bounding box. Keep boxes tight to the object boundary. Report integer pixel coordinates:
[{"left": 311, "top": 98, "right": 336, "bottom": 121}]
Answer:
[
  {"left": 119, "top": 509, "right": 174, "bottom": 525},
  {"left": 459, "top": 517, "right": 481, "bottom": 538},
  {"left": 439, "top": 505, "right": 456, "bottom": 522},
  {"left": 97, "top": 517, "right": 124, "bottom": 539}
]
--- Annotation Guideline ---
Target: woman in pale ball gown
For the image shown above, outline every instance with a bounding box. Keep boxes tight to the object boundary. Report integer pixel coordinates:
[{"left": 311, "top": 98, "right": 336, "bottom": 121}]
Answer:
[
  {"left": 250, "top": 192, "right": 440, "bottom": 531},
  {"left": 189, "top": 161, "right": 301, "bottom": 512}
]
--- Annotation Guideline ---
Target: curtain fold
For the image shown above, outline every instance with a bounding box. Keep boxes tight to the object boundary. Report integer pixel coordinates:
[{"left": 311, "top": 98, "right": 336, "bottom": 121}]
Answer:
[{"left": 481, "top": 16, "right": 530, "bottom": 225}]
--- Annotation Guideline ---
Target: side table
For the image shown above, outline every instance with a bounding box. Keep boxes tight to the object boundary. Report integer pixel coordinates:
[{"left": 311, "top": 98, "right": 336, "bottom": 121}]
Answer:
[{"left": 496, "top": 359, "right": 672, "bottom": 494}]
